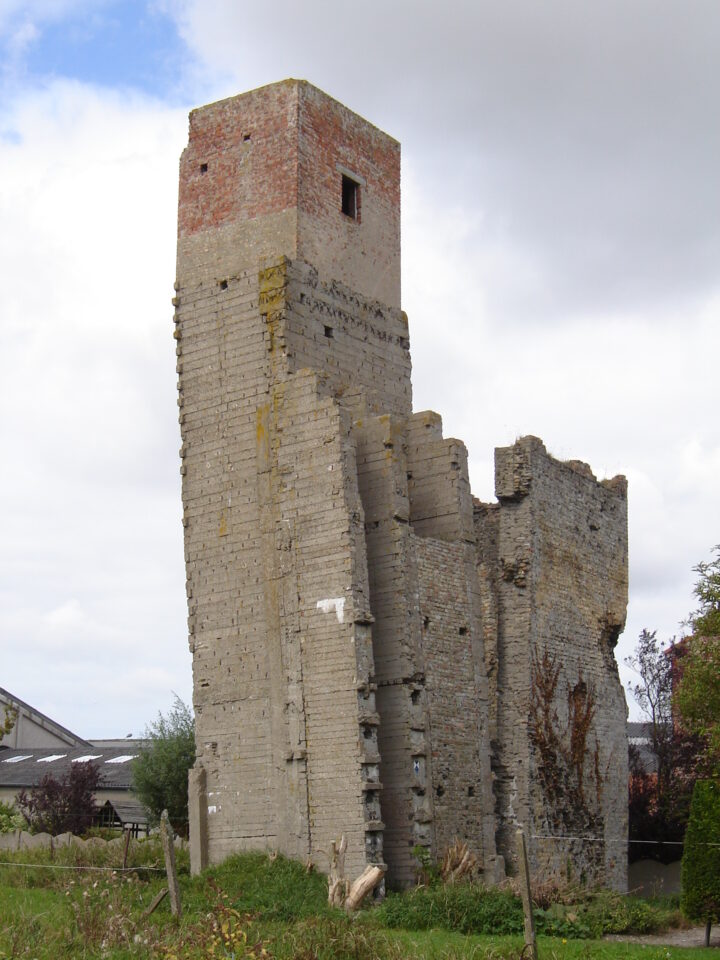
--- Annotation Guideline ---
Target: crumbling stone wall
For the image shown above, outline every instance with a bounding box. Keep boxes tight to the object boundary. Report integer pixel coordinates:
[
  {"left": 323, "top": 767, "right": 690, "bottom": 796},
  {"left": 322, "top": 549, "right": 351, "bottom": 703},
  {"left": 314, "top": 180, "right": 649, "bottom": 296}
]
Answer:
[
  {"left": 477, "top": 437, "right": 628, "bottom": 888},
  {"left": 176, "top": 80, "right": 629, "bottom": 891}
]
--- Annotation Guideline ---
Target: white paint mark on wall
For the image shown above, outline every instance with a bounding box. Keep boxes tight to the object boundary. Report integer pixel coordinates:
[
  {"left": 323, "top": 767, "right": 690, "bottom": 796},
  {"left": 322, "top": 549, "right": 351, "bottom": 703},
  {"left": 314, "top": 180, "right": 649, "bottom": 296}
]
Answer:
[
  {"left": 316, "top": 597, "right": 345, "bottom": 623},
  {"left": 208, "top": 805, "right": 217, "bottom": 815}
]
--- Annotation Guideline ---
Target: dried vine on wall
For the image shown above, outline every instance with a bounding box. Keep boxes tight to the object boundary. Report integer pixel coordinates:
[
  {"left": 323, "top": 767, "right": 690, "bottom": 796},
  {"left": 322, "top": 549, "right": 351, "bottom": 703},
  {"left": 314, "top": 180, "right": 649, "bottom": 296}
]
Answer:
[{"left": 529, "top": 648, "right": 604, "bottom": 879}]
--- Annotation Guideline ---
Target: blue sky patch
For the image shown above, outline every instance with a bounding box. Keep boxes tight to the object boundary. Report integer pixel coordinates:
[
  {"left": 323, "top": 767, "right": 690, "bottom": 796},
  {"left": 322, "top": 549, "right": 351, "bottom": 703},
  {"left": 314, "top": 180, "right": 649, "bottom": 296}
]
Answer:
[{"left": 19, "top": 1, "right": 186, "bottom": 97}]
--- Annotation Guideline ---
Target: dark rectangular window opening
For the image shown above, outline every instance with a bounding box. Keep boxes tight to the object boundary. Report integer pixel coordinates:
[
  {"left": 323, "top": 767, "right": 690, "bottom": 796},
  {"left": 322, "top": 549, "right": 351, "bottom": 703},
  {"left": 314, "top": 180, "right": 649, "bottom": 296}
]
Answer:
[
  {"left": 324, "top": 325, "right": 334, "bottom": 339},
  {"left": 341, "top": 175, "right": 359, "bottom": 220},
  {"left": 200, "top": 162, "right": 208, "bottom": 174}
]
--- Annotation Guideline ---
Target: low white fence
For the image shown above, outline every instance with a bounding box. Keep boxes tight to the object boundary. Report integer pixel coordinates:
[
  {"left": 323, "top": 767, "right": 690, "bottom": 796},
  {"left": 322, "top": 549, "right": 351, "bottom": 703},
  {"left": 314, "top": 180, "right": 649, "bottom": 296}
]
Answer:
[{"left": 0, "top": 829, "right": 186, "bottom": 852}]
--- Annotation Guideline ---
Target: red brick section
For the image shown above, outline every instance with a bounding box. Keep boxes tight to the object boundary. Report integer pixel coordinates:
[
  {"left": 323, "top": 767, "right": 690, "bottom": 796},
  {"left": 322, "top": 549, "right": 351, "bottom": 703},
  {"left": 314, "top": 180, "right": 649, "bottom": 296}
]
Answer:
[
  {"left": 178, "top": 81, "right": 300, "bottom": 238},
  {"left": 297, "top": 85, "right": 400, "bottom": 224},
  {"left": 178, "top": 80, "right": 399, "bottom": 242}
]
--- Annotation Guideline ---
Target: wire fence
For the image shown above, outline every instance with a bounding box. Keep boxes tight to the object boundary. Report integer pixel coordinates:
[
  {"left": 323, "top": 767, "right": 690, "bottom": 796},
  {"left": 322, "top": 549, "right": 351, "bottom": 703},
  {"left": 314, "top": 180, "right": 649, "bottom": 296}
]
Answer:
[
  {"left": 531, "top": 834, "right": 720, "bottom": 848},
  {"left": 0, "top": 860, "right": 165, "bottom": 873}
]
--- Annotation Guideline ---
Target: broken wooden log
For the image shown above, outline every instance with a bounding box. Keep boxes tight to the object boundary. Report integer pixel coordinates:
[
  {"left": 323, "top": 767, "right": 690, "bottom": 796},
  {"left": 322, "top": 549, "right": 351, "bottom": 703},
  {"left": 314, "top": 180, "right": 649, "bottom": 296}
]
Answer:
[
  {"left": 327, "top": 834, "right": 386, "bottom": 912},
  {"left": 344, "top": 863, "right": 386, "bottom": 913}
]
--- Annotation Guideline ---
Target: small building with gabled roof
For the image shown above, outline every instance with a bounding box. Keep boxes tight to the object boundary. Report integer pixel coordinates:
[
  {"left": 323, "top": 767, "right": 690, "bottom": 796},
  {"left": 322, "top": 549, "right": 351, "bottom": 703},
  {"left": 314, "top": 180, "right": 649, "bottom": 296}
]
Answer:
[
  {"left": 0, "top": 689, "right": 150, "bottom": 835},
  {"left": 0, "top": 687, "right": 90, "bottom": 750},
  {"left": 0, "top": 746, "right": 150, "bottom": 835}
]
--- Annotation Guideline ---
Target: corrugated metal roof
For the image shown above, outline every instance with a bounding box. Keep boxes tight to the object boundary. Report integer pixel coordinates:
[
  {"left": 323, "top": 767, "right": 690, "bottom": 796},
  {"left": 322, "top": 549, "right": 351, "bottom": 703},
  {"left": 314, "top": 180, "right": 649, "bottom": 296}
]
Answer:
[
  {"left": 0, "top": 747, "right": 143, "bottom": 789},
  {"left": 106, "top": 798, "right": 150, "bottom": 825}
]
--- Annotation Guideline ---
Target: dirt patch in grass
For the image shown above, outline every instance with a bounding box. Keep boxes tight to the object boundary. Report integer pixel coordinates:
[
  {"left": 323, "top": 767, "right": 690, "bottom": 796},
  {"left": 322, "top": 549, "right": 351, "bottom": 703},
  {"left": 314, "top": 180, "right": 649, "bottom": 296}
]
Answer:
[{"left": 605, "top": 925, "right": 720, "bottom": 948}]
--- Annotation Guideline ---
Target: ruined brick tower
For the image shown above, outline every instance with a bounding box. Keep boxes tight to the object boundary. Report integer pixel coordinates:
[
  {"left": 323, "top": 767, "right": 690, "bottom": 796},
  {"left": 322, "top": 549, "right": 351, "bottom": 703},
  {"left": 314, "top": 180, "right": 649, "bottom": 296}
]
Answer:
[{"left": 175, "top": 80, "right": 629, "bottom": 890}]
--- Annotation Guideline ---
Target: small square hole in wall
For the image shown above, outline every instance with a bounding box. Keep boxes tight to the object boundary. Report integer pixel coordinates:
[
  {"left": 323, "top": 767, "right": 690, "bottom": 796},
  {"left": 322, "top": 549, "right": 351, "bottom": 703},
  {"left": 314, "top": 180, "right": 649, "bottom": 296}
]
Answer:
[
  {"left": 324, "top": 325, "right": 334, "bottom": 339},
  {"left": 219, "top": 280, "right": 228, "bottom": 290},
  {"left": 243, "top": 134, "right": 251, "bottom": 142},
  {"left": 341, "top": 175, "right": 359, "bottom": 220},
  {"left": 200, "top": 163, "right": 208, "bottom": 174}
]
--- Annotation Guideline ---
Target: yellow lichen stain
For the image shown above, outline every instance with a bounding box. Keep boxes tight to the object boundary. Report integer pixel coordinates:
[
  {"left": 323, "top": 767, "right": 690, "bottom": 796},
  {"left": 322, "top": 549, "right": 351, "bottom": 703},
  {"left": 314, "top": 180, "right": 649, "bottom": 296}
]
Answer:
[
  {"left": 218, "top": 512, "right": 228, "bottom": 537},
  {"left": 259, "top": 261, "right": 287, "bottom": 358},
  {"left": 256, "top": 404, "right": 271, "bottom": 464}
]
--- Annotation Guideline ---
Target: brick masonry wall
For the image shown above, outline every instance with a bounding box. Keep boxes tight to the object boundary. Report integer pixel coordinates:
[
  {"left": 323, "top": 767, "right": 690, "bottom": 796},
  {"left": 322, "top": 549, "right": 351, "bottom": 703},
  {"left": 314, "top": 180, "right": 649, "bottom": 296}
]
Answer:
[
  {"left": 353, "top": 414, "right": 428, "bottom": 887},
  {"left": 178, "top": 80, "right": 400, "bottom": 306},
  {"left": 176, "top": 266, "right": 277, "bottom": 859},
  {"left": 258, "top": 368, "right": 381, "bottom": 879},
  {"left": 283, "top": 259, "right": 411, "bottom": 420},
  {"left": 176, "top": 81, "right": 629, "bottom": 892},
  {"left": 297, "top": 82, "right": 401, "bottom": 308},
  {"left": 414, "top": 535, "right": 495, "bottom": 864},
  {"left": 487, "top": 436, "right": 628, "bottom": 890},
  {"left": 407, "top": 412, "right": 474, "bottom": 542}
]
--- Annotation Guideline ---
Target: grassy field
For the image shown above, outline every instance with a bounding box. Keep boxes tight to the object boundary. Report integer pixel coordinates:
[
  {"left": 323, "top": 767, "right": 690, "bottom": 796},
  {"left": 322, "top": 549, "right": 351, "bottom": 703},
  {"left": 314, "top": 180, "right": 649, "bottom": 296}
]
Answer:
[{"left": 0, "top": 844, "right": 712, "bottom": 960}]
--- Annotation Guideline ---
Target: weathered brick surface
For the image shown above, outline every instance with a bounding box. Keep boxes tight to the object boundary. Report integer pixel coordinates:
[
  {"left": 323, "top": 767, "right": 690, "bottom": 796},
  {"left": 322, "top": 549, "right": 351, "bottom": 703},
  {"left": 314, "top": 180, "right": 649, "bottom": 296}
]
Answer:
[
  {"left": 178, "top": 80, "right": 400, "bottom": 307},
  {"left": 176, "top": 81, "right": 629, "bottom": 891},
  {"left": 479, "top": 437, "right": 628, "bottom": 889}
]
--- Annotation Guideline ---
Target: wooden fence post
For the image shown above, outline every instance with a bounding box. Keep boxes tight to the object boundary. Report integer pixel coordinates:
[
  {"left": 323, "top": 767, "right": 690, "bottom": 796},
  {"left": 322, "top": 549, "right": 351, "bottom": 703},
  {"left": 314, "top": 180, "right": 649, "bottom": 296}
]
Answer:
[
  {"left": 516, "top": 827, "right": 538, "bottom": 960},
  {"left": 160, "top": 809, "right": 182, "bottom": 919},
  {"left": 122, "top": 827, "right": 132, "bottom": 869}
]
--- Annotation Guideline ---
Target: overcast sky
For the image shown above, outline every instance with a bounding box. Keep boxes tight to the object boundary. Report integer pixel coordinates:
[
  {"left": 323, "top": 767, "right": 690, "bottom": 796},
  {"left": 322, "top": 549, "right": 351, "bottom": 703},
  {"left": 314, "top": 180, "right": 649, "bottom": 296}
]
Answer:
[{"left": 1, "top": 0, "right": 718, "bottom": 737}]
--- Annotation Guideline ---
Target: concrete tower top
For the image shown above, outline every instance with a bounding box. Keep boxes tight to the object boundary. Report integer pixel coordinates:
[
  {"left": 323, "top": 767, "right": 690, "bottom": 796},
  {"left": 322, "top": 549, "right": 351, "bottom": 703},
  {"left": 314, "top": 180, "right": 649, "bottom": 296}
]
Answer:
[{"left": 177, "top": 79, "right": 401, "bottom": 307}]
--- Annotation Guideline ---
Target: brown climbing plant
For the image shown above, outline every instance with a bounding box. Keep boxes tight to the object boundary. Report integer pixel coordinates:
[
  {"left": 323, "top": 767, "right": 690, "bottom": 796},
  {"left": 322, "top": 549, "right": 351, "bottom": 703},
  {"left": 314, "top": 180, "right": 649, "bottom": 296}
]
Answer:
[{"left": 529, "top": 648, "right": 604, "bottom": 877}]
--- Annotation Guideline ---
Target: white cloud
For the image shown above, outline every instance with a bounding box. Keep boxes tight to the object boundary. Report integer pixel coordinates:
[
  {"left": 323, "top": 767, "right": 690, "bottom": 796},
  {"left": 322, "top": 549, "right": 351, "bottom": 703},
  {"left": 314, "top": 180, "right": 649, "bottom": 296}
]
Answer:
[
  {"left": 44, "top": 598, "right": 87, "bottom": 629},
  {"left": 0, "top": 79, "right": 192, "bottom": 737},
  {"left": 164, "top": 0, "right": 720, "bottom": 319},
  {"left": 1, "top": 2, "right": 718, "bottom": 731}
]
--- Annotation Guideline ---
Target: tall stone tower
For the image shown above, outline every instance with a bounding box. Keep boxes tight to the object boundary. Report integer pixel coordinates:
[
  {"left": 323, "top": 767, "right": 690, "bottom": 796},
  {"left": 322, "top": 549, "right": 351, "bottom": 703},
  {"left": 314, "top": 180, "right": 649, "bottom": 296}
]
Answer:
[{"left": 175, "top": 80, "right": 629, "bottom": 890}]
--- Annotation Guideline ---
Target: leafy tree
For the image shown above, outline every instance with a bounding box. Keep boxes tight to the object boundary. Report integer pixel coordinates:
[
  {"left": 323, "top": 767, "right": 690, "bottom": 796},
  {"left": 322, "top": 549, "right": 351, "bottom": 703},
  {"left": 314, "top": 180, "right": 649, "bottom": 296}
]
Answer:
[
  {"left": 675, "top": 636, "right": 720, "bottom": 772},
  {"left": 681, "top": 779, "right": 720, "bottom": 946},
  {"left": 132, "top": 695, "right": 195, "bottom": 835},
  {"left": 675, "top": 547, "right": 720, "bottom": 774},
  {"left": 2, "top": 703, "right": 16, "bottom": 738},
  {"left": 687, "top": 545, "right": 720, "bottom": 638},
  {"left": 0, "top": 800, "right": 24, "bottom": 833},
  {"left": 626, "top": 629, "right": 673, "bottom": 738},
  {"left": 625, "top": 630, "right": 699, "bottom": 861},
  {"left": 16, "top": 762, "right": 102, "bottom": 835}
]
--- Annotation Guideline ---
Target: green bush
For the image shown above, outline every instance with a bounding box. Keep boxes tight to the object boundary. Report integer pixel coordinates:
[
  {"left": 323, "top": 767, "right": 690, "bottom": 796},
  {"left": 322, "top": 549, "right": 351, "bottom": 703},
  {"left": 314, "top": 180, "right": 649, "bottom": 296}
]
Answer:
[
  {"left": 681, "top": 779, "right": 720, "bottom": 927},
  {"left": 132, "top": 695, "right": 195, "bottom": 835},
  {"left": 377, "top": 884, "right": 525, "bottom": 936},
  {"left": 182, "top": 852, "right": 332, "bottom": 922},
  {"left": 376, "top": 881, "right": 682, "bottom": 940},
  {"left": 0, "top": 799, "right": 23, "bottom": 833}
]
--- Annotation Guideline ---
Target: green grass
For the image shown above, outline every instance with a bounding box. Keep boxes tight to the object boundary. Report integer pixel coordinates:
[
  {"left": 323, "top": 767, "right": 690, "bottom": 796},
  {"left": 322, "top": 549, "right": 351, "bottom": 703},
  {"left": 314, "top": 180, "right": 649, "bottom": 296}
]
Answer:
[
  {"left": 0, "top": 849, "right": 705, "bottom": 960},
  {"left": 180, "top": 850, "right": 331, "bottom": 920},
  {"left": 376, "top": 882, "right": 685, "bottom": 940}
]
